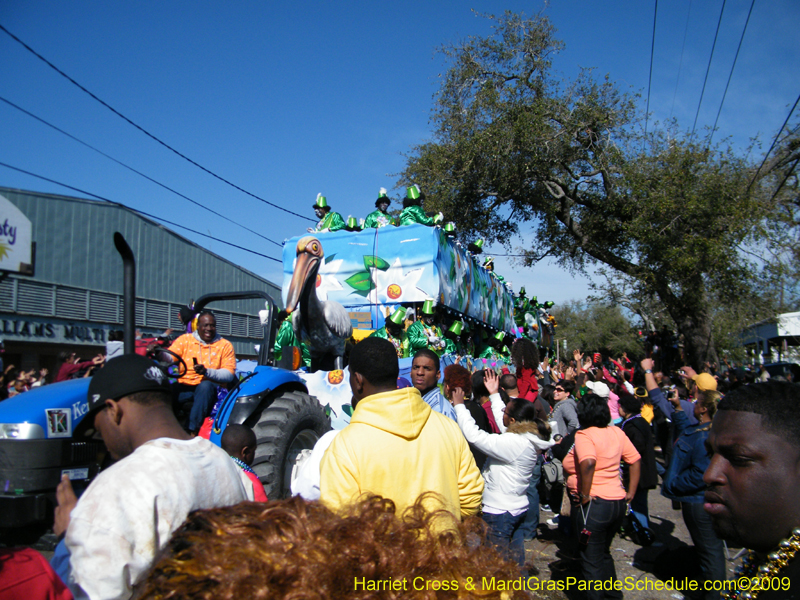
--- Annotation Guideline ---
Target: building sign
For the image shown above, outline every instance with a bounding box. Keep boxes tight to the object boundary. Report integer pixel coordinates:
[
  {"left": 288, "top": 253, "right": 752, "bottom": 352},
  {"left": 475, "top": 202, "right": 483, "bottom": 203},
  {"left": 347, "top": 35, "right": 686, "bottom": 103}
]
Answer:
[
  {"left": 0, "top": 315, "right": 164, "bottom": 346},
  {"left": 0, "top": 194, "right": 34, "bottom": 275}
]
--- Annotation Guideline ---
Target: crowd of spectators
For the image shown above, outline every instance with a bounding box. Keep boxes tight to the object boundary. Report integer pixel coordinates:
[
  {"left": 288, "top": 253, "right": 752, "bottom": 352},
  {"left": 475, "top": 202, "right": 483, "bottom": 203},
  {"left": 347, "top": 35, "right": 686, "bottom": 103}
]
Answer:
[{"left": 1, "top": 328, "right": 799, "bottom": 599}]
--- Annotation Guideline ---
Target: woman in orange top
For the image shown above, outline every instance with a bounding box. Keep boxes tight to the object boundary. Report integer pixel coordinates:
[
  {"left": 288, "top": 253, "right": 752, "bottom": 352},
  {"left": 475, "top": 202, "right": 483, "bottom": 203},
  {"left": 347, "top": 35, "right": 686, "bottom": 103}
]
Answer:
[{"left": 564, "top": 393, "right": 641, "bottom": 600}]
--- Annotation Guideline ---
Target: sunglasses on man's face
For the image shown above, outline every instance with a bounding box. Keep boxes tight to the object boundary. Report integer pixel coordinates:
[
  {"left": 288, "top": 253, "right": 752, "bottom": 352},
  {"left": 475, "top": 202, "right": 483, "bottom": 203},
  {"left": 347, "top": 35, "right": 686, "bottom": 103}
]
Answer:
[{"left": 555, "top": 387, "right": 565, "bottom": 392}]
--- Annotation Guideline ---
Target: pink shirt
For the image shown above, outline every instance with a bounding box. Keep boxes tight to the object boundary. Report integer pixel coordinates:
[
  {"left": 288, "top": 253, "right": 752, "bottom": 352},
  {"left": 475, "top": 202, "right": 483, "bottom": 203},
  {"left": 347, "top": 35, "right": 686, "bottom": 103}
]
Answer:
[
  {"left": 608, "top": 391, "right": 620, "bottom": 421},
  {"left": 573, "top": 426, "right": 640, "bottom": 500}
]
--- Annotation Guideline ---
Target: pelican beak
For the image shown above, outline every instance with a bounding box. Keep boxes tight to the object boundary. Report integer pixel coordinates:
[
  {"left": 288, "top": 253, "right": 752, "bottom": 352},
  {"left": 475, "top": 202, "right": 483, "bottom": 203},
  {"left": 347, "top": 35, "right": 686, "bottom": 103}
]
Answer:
[{"left": 285, "top": 238, "right": 319, "bottom": 313}]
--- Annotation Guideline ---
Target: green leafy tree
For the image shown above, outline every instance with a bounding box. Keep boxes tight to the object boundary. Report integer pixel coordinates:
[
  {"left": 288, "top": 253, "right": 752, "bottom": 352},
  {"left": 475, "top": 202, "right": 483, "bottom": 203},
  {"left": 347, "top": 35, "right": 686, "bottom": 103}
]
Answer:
[
  {"left": 551, "top": 301, "right": 643, "bottom": 359},
  {"left": 402, "top": 10, "right": 797, "bottom": 368}
]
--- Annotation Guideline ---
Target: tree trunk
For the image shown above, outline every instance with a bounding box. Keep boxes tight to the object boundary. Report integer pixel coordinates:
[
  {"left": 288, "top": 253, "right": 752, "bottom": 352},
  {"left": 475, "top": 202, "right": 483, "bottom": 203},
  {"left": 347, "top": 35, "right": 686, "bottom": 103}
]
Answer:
[
  {"left": 676, "top": 310, "right": 719, "bottom": 371},
  {"left": 660, "top": 288, "right": 719, "bottom": 371}
]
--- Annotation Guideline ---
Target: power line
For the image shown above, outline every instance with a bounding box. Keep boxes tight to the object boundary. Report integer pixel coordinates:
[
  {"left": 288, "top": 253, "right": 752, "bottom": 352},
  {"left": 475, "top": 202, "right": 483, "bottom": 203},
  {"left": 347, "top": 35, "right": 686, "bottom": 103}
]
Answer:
[
  {"left": 0, "top": 161, "right": 283, "bottom": 263},
  {"left": 0, "top": 95, "right": 284, "bottom": 248},
  {"left": 767, "top": 154, "right": 800, "bottom": 205},
  {"left": 670, "top": 0, "right": 693, "bottom": 120},
  {"left": 691, "top": 0, "right": 727, "bottom": 136},
  {"left": 709, "top": 0, "right": 755, "bottom": 145},
  {"left": 0, "top": 22, "right": 315, "bottom": 224},
  {"left": 644, "top": 0, "right": 659, "bottom": 138},
  {"left": 745, "top": 91, "right": 800, "bottom": 195}
]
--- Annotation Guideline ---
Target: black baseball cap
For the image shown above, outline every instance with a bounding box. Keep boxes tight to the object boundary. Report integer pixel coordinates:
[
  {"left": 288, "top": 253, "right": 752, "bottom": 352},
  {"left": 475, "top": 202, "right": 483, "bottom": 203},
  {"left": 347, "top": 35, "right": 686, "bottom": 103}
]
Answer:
[{"left": 75, "top": 354, "right": 172, "bottom": 437}]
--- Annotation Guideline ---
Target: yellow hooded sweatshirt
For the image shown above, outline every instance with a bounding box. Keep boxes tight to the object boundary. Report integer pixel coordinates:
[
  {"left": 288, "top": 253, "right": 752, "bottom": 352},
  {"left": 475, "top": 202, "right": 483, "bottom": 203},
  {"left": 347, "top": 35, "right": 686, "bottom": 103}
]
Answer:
[{"left": 320, "top": 387, "right": 484, "bottom": 521}]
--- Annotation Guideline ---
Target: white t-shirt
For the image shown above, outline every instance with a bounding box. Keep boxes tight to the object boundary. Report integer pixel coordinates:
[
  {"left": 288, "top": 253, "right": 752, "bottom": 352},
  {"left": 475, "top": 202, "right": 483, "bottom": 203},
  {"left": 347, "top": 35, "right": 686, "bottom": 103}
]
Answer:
[
  {"left": 291, "top": 429, "right": 338, "bottom": 501},
  {"left": 66, "top": 436, "right": 248, "bottom": 600},
  {"left": 105, "top": 341, "right": 124, "bottom": 361}
]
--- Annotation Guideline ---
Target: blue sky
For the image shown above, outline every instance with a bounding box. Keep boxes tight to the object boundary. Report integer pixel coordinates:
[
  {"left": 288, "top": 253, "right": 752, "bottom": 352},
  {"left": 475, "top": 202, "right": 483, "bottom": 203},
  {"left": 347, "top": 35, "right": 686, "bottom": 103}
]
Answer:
[{"left": 1, "top": 1, "right": 797, "bottom": 307}]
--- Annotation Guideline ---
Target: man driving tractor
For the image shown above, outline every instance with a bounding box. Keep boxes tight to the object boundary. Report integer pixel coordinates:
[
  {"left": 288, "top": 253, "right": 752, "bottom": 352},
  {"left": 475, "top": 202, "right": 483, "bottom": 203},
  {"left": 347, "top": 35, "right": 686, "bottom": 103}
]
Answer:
[{"left": 154, "top": 310, "right": 236, "bottom": 434}]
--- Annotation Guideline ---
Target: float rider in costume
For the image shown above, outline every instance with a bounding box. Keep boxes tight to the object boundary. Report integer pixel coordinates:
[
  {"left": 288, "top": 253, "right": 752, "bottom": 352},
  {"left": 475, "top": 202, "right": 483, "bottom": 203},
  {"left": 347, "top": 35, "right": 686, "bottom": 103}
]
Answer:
[
  {"left": 369, "top": 307, "right": 407, "bottom": 358},
  {"left": 273, "top": 312, "right": 311, "bottom": 368},
  {"left": 475, "top": 329, "right": 501, "bottom": 361},
  {"left": 467, "top": 238, "right": 484, "bottom": 256},
  {"left": 514, "top": 287, "right": 532, "bottom": 329},
  {"left": 467, "top": 239, "right": 485, "bottom": 272},
  {"left": 308, "top": 194, "right": 346, "bottom": 233},
  {"left": 444, "top": 320, "right": 466, "bottom": 356},
  {"left": 398, "top": 185, "right": 443, "bottom": 227},
  {"left": 492, "top": 331, "right": 511, "bottom": 362},
  {"left": 460, "top": 322, "right": 475, "bottom": 358},
  {"left": 483, "top": 256, "right": 506, "bottom": 286},
  {"left": 363, "top": 188, "right": 397, "bottom": 229},
  {"left": 344, "top": 216, "right": 362, "bottom": 232},
  {"left": 403, "top": 299, "right": 446, "bottom": 356}
]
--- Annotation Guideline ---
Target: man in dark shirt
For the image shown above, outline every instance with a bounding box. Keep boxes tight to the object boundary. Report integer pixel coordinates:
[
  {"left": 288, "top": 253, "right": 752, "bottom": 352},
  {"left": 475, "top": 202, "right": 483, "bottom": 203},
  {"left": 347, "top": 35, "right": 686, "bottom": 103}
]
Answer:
[{"left": 704, "top": 381, "right": 800, "bottom": 599}]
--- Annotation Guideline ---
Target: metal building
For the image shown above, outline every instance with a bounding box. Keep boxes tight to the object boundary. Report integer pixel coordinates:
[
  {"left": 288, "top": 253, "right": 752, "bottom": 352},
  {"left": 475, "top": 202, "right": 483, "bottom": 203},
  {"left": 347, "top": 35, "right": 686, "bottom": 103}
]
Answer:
[{"left": 0, "top": 186, "right": 282, "bottom": 374}]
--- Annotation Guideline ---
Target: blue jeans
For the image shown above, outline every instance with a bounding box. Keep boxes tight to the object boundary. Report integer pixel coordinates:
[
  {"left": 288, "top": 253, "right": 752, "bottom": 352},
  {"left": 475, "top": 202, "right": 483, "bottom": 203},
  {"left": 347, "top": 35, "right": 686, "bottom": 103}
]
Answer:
[
  {"left": 50, "top": 539, "right": 71, "bottom": 586},
  {"left": 573, "top": 497, "right": 626, "bottom": 600},
  {"left": 629, "top": 487, "right": 650, "bottom": 529},
  {"left": 482, "top": 510, "right": 527, "bottom": 567},
  {"left": 174, "top": 380, "right": 217, "bottom": 432},
  {"left": 682, "top": 501, "right": 726, "bottom": 600},
  {"left": 519, "top": 458, "right": 542, "bottom": 540}
]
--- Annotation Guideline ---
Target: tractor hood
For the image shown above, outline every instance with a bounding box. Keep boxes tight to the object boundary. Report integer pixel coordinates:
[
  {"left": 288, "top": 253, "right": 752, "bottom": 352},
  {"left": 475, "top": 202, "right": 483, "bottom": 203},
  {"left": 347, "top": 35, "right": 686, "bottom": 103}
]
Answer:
[{"left": 0, "top": 378, "right": 91, "bottom": 439}]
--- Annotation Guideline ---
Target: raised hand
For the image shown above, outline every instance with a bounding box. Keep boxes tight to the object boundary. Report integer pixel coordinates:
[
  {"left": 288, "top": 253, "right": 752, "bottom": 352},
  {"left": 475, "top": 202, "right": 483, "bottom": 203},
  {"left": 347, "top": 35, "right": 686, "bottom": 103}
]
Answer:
[
  {"left": 484, "top": 369, "right": 500, "bottom": 395},
  {"left": 451, "top": 386, "right": 466, "bottom": 405}
]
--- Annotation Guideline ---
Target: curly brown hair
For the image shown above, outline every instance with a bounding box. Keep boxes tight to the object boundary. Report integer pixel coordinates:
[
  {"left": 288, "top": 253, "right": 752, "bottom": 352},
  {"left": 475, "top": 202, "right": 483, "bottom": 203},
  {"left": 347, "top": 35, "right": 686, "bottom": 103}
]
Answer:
[
  {"left": 443, "top": 364, "right": 472, "bottom": 398},
  {"left": 133, "top": 495, "right": 527, "bottom": 600},
  {"left": 510, "top": 338, "right": 539, "bottom": 371}
]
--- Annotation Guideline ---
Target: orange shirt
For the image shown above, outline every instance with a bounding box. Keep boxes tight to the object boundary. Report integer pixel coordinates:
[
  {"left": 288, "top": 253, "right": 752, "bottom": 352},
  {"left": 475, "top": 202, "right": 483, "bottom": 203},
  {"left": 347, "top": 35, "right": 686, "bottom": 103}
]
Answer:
[
  {"left": 168, "top": 333, "right": 236, "bottom": 386},
  {"left": 573, "top": 426, "right": 640, "bottom": 501}
]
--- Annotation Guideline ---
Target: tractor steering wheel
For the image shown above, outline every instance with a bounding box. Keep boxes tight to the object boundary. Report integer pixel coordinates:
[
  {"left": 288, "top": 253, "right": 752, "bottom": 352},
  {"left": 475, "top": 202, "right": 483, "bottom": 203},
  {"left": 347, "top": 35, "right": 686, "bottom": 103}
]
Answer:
[{"left": 148, "top": 346, "right": 188, "bottom": 379}]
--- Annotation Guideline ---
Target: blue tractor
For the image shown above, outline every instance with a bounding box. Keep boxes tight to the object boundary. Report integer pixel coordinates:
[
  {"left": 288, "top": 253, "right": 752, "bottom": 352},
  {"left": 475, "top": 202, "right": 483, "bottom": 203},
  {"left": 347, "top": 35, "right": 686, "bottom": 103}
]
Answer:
[{"left": 0, "top": 233, "right": 329, "bottom": 536}]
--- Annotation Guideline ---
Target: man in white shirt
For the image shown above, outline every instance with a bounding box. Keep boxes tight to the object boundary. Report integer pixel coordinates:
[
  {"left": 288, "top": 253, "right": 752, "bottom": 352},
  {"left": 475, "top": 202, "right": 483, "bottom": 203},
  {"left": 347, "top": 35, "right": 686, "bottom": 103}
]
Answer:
[{"left": 54, "top": 354, "right": 248, "bottom": 600}]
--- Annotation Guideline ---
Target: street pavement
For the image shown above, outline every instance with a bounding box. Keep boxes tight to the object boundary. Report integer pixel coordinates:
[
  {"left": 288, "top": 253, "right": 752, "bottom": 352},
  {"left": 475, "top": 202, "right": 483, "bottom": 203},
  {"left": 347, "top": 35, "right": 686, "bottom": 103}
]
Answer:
[{"left": 523, "top": 488, "right": 740, "bottom": 599}]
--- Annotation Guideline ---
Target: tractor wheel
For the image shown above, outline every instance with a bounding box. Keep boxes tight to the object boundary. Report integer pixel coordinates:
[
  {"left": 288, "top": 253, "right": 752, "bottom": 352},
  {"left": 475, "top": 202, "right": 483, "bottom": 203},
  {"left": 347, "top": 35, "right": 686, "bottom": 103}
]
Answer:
[{"left": 246, "top": 390, "right": 330, "bottom": 500}]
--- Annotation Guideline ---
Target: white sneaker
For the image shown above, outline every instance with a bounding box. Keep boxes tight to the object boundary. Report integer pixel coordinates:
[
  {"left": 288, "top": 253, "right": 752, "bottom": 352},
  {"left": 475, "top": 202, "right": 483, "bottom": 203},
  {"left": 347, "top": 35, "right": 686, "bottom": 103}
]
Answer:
[
  {"left": 541, "top": 504, "right": 552, "bottom": 513},
  {"left": 546, "top": 517, "right": 559, "bottom": 527}
]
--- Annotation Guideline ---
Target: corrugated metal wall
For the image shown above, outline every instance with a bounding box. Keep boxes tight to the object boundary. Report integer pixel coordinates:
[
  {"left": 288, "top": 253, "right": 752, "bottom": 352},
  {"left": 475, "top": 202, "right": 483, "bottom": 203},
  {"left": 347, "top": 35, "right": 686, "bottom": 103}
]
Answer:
[{"left": 0, "top": 187, "right": 282, "bottom": 312}]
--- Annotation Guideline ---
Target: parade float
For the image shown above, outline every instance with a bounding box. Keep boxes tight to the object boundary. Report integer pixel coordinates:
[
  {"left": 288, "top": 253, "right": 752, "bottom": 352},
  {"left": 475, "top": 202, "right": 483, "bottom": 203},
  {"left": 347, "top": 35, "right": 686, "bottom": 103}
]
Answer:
[
  {"left": 281, "top": 223, "right": 557, "bottom": 429},
  {"left": 281, "top": 224, "right": 517, "bottom": 334}
]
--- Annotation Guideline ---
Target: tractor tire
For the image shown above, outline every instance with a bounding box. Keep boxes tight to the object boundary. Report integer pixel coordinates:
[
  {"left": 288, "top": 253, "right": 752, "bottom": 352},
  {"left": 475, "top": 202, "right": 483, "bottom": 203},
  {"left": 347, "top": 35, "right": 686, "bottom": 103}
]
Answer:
[{"left": 246, "top": 390, "right": 330, "bottom": 500}]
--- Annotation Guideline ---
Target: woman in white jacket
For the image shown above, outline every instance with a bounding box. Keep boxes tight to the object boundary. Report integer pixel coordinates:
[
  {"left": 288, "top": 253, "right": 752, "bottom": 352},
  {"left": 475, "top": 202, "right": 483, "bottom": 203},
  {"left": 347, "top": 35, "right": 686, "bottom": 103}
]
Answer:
[{"left": 450, "top": 370, "right": 554, "bottom": 567}]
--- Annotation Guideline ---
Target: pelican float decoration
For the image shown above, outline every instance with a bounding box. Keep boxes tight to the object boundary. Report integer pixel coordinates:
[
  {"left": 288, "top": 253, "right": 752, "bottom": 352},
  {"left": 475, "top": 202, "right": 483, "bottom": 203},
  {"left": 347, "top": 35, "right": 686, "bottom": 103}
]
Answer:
[{"left": 285, "top": 237, "right": 353, "bottom": 371}]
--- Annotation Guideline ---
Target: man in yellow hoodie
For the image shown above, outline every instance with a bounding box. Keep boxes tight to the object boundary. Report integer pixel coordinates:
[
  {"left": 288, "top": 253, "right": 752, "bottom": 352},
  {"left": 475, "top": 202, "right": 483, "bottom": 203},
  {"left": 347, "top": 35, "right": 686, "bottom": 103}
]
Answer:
[{"left": 320, "top": 337, "right": 483, "bottom": 521}]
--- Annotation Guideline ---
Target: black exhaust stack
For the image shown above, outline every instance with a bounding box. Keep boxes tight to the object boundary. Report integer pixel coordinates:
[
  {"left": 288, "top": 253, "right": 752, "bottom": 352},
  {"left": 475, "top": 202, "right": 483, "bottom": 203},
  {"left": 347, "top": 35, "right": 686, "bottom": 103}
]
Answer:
[{"left": 113, "top": 232, "right": 136, "bottom": 355}]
